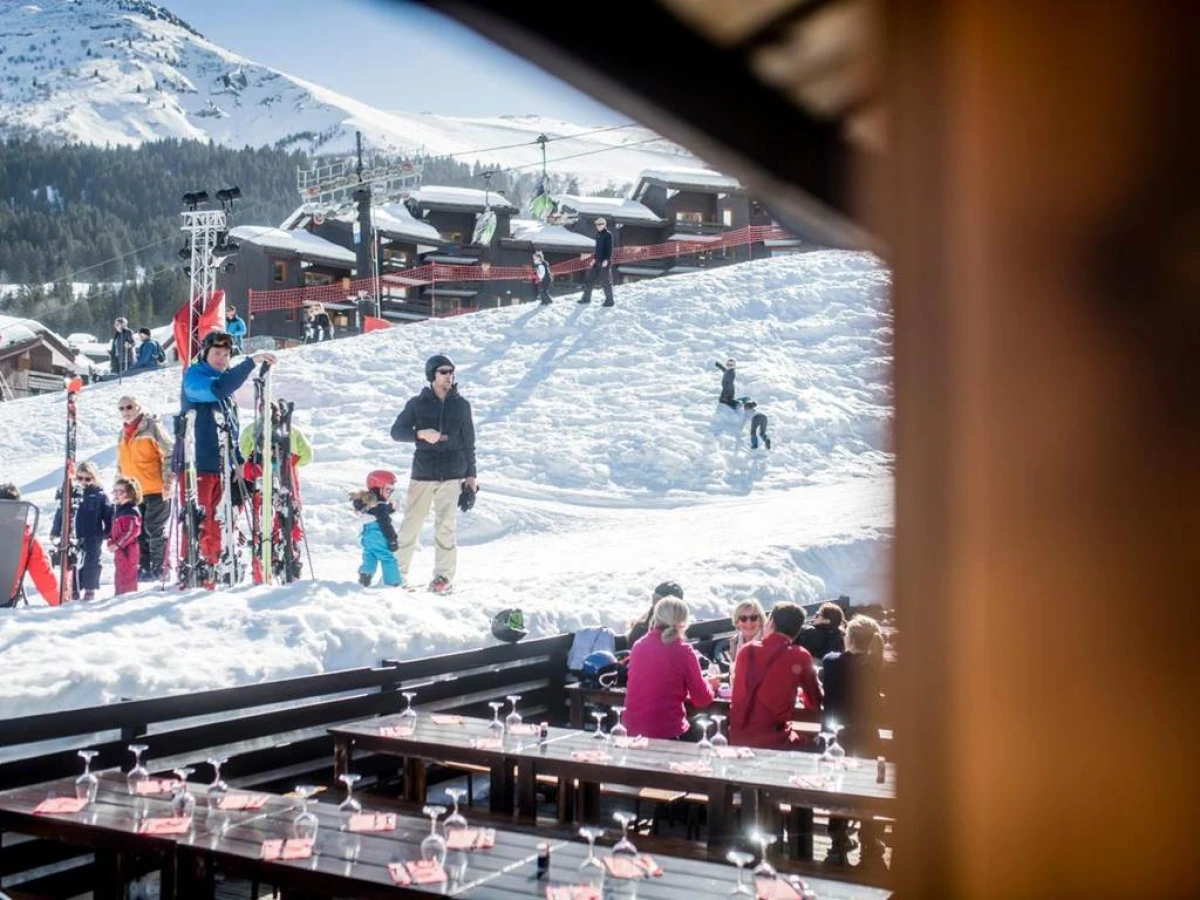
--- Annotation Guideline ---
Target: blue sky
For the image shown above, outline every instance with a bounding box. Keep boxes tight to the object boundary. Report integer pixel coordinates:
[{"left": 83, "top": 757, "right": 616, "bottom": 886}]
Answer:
[{"left": 165, "top": 0, "right": 625, "bottom": 124}]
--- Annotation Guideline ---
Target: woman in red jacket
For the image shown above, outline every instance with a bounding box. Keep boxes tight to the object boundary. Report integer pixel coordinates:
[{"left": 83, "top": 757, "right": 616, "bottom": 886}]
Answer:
[
  {"left": 623, "top": 597, "right": 720, "bottom": 739},
  {"left": 1, "top": 483, "right": 60, "bottom": 606},
  {"left": 107, "top": 476, "right": 143, "bottom": 596}
]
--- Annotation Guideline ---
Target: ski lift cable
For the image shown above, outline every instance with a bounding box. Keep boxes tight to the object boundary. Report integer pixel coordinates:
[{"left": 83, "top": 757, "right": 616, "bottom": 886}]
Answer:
[{"left": 437, "top": 121, "right": 642, "bottom": 160}]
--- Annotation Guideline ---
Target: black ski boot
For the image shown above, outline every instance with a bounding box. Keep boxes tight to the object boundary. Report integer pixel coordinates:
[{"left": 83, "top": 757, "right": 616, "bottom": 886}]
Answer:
[{"left": 358, "top": 572, "right": 373, "bottom": 587}]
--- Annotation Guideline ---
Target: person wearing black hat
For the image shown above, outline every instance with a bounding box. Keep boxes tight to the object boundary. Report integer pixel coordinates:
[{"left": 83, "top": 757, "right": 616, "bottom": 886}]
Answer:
[
  {"left": 627, "top": 580, "right": 684, "bottom": 645},
  {"left": 180, "top": 331, "right": 276, "bottom": 582},
  {"left": 389, "top": 354, "right": 478, "bottom": 593},
  {"left": 577, "top": 217, "right": 615, "bottom": 307}
]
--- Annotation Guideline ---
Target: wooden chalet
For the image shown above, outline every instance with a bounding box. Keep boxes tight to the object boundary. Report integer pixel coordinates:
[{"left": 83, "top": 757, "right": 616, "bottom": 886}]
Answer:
[
  {"left": 0, "top": 316, "right": 79, "bottom": 399},
  {"left": 220, "top": 226, "right": 356, "bottom": 341}
]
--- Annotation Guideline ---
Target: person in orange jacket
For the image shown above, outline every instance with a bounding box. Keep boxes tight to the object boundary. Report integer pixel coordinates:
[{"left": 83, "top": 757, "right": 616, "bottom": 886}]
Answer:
[
  {"left": 1, "top": 483, "right": 60, "bottom": 607},
  {"left": 116, "top": 395, "right": 174, "bottom": 580}
]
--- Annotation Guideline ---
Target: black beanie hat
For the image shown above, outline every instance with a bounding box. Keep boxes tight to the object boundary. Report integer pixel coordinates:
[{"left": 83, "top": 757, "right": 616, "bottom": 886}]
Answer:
[{"left": 425, "top": 354, "right": 455, "bottom": 382}]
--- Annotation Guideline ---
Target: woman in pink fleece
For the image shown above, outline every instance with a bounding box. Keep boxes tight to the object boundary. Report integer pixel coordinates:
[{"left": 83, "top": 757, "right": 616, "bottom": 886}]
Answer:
[{"left": 623, "top": 597, "right": 720, "bottom": 739}]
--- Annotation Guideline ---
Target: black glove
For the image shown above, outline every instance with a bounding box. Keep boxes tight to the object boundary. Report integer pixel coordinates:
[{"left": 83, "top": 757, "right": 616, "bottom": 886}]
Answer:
[
  {"left": 387, "top": 537, "right": 399, "bottom": 552},
  {"left": 458, "top": 483, "right": 477, "bottom": 513}
]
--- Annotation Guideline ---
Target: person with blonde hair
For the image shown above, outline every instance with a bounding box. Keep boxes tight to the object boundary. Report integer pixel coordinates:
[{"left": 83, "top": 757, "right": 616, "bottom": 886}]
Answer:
[
  {"left": 108, "top": 476, "right": 143, "bottom": 596},
  {"left": 623, "top": 596, "right": 720, "bottom": 739},
  {"left": 726, "top": 598, "right": 766, "bottom": 679},
  {"left": 51, "top": 461, "right": 112, "bottom": 602},
  {"left": 820, "top": 614, "right": 885, "bottom": 755}
]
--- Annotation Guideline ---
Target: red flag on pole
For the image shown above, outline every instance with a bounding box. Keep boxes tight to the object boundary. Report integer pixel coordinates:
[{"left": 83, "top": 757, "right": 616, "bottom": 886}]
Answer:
[{"left": 173, "top": 290, "right": 226, "bottom": 369}]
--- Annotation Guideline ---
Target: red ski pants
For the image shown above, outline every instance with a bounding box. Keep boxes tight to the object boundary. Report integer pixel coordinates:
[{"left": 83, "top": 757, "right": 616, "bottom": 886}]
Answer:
[{"left": 197, "top": 473, "right": 223, "bottom": 566}]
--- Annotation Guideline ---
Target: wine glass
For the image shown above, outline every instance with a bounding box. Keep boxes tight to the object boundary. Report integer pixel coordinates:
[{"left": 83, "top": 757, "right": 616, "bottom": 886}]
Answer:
[
  {"left": 487, "top": 701, "right": 506, "bottom": 738},
  {"left": 817, "top": 728, "right": 837, "bottom": 779},
  {"left": 443, "top": 788, "right": 468, "bottom": 839},
  {"left": 592, "top": 709, "right": 608, "bottom": 741},
  {"left": 338, "top": 773, "right": 363, "bottom": 816},
  {"left": 610, "top": 706, "right": 628, "bottom": 743},
  {"left": 710, "top": 714, "right": 729, "bottom": 748},
  {"left": 400, "top": 691, "right": 418, "bottom": 723},
  {"left": 504, "top": 695, "right": 523, "bottom": 731},
  {"left": 420, "top": 804, "right": 447, "bottom": 865},
  {"left": 75, "top": 750, "right": 99, "bottom": 803},
  {"left": 578, "top": 830, "right": 604, "bottom": 868},
  {"left": 292, "top": 785, "right": 320, "bottom": 841},
  {"left": 751, "top": 831, "right": 778, "bottom": 880},
  {"left": 206, "top": 757, "right": 229, "bottom": 811},
  {"left": 727, "top": 849, "right": 755, "bottom": 895},
  {"left": 171, "top": 768, "right": 197, "bottom": 818},
  {"left": 696, "top": 716, "right": 714, "bottom": 757},
  {"left": 827, "top": 722, "right": 846, "bottom": 768},
  {"left": 611, "top": 810, "right": 638, "bottom": 859},
  {"left": 126, "top": 744, "right": 149, "bottom": 795}
]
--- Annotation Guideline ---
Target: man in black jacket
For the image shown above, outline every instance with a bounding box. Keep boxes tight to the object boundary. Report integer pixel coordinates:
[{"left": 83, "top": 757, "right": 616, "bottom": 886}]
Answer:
[
  {"left": 577, "top": 217, "right": 615, "bottom": 307},
  {"left": 795, "top": 601, "right": 846, "bottom": 662},
  {"left": 390, "top": 354, "right": 478, "bottom": 593},
  {"left": 716, "top": 358, "right": 737, "bottom": 408}
]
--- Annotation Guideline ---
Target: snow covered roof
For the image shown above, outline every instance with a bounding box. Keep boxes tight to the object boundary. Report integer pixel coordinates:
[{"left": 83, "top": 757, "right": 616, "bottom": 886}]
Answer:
[
  {"left": 0, "top": 315, "right": 76, "bottom": 357},
  {"left": 229, "top": 226, "right": 356, "bottom": 267},
  {"left": 509, "top": 219, "right": 597, "bottom": 252},
  {"left": 368, "top": 203, "right": 443, "bottom": 244},
  {"left": 412, "top": 186, "right": 517, "bottom": 211},
  {"left": 635, "top": 167, "right": 743, "bottom": 192},
  {"left": 555, "top": 195, "right": 663, "bottom": 224},
  {"left": 667, "top": 232, "right": 724, "bottom": 243}
]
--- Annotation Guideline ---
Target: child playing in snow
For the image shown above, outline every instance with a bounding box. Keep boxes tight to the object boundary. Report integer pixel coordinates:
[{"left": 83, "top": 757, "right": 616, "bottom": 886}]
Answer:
[
  {"left": 351, "top": 469, "right": 402, "bottom": 587},
  {"left": 715, "top": 358, "right": 738, "bottom": 408},
  {"left": 51, "top": 461, "right": 112, "bottom": 602},
  {"left": 108, "top": 476, "right": 143, "bottom": 596},
  {"left": 741, "top": 400, "right": 772, "bottom": 450}
]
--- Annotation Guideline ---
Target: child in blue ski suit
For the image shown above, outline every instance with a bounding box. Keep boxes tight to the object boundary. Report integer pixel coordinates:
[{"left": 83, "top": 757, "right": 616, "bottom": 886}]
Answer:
[
  {"left": 51, "top": 461, "right": 112, "bottom": 601},
  {"left": 351, "top": 470, "right": 402, "bottom": 587}
]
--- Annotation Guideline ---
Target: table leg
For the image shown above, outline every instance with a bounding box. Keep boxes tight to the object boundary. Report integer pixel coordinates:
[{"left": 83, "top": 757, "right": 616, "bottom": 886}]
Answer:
[
  {"left": 579, "top": 781, "right": 601, "bottom": 822},
  {"left": 333, "top": 736, "right": 350, "bottom": 780},
  {"left": 93, "top": 849, "right": 123, "bottom": 900},
  {"left": 403, "top": 757, "right": 426, "bottom": 804},
  {"left": 490, "top": 759, "right": 514, "bottom": 816},
  {"left": 789, "top": 806, "right": 815, "bottom": 860},
  {"left": 517, "top": 761, "right": 538, "bottom": 823},
  {"left": 559, "top": 777, "right": 577, "bottom": 824},
  {"left": 707, "top": 783, "right": 733, "bottom": 852},
  {"left": 570, "top": 691, "right": 584, "bottom": 729}
]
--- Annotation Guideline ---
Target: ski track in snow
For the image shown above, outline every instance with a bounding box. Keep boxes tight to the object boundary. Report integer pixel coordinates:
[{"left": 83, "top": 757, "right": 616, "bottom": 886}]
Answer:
[{"left": 0, "top": 251, "right": 893, "bottom": 721}]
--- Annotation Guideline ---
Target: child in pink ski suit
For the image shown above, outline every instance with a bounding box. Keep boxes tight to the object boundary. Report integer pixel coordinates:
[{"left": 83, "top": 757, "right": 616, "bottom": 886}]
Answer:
[{"left": 108, "top": 476, "right": 144, "bottom": 596}]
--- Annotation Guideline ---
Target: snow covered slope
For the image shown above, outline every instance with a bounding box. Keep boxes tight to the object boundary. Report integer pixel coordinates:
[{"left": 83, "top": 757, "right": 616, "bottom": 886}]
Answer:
[
  {"left": 0, "top": 252, "right": 893, "bottom": 718},
  {"left": 0, "top": 1, "right": 699, "bottom": 191}
]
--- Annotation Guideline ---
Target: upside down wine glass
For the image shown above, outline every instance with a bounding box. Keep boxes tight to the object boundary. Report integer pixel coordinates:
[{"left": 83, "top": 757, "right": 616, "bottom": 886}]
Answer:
[
  {"left": 400, "top": 691, "right": 418, "bottom": 723},
  {"left": 292, "top": 785, "right": 321, "bottom": 841},
  {"left": 172, "top": 768, "right": 197, "bottom": 818},
  {"left": 696, "top": 716, "right": 714, "bottom": 757},
  {"left": 710, "top": 714, "right": 729, "bottom": 748},
  {"left": 727, "top": 850, "right": 755, "bottom": 896},
  {"left": 206, "top": 757, "right": 229, "bottom": 811},
  {"left": 611, "top": 811, "right": 638, "bottom": 859},
  {"left": 609, "top": 706, "right": 628, "bottom": 743},
  {"left": 487, "top": 701, "right": 506, "bottom": 738},
  {"left": 504, "top": 694, "right": 523, "bottom": 731},
  {"left": 443, "top": 788, "right": 468, "bottom": 840},
  {"left": 75, "top": 750, "right": 99, "bottom": 803},
  {"left": 592, "top": 709, "right": 608, "bottom": 741},
  {"left": 751, "top": 832, "right": 778, "bottom": 880},
  {"left": 338, "top": 773, "right": 363, "bottom": 816},
  {"left": 421, "top": 805, "right": 447, "bottom": 865},
  {"left": 126, "top": 744, "right": 149, "bottom": 795}
]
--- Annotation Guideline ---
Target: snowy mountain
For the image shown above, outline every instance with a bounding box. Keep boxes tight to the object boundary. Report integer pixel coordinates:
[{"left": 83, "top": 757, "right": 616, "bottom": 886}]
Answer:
[
  {"left": 0, "top": 0, "right": 701, "bottom": 192},
  {"left": 0, "top": 252, "right": 893, "bottom": 718}
]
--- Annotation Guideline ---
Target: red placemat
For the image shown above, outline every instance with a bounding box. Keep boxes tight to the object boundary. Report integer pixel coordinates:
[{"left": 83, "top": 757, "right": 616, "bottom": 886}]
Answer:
[
  {"left": 430, "top": 714, "right": 465, "bottom": 725},
  {"left": 261, "top": 838, "right": 314, "bottom": 861},
  {"left": 348, "top": 812, "right": 396, "bottom": 833},
  {"left": 755, "top": 876, "right": 805, "bottom": 899},
  {"left": 405, "top": 860, "right": 448, "bottom": 884},
  {"left": 613, "top": 736, "right": 649, "bottom": 749},
  {"left": 470, "top": 737, "right": 504, "bottom": 750},
  {"left": 134, "top": 779, "right": 180, "bottom": 796},
  {"left": 33, "top": 797, "right": 88, "bottom": 815},
  {"left": 669, "top": 760, "right": 714, "bottom": 775},
  {"left": 714, "top": 746, "right": 756, "bottom": 759},
  {"left": 601, "top": 855, "right": 662, "bottom": 879},
  {"left": 137, "top": 816, "right": 192, "bottom": 835},
  {"left": 570, "top": 750, "right": 613, "bottom": 763},
  {"left": 379, "top": 724, "right": 415, "bottom": 738},
  {"left": 446, "top": 827, "right": 496, "bottom": 850},
  {"left": 545, "top": 886, "right": 602, "bottom": 900},
  {"left": 508, "top": 723, "right": 539, "bottom": 736},
  {"left": 218, "top": 793, "right": 269, "bottom": 811}
]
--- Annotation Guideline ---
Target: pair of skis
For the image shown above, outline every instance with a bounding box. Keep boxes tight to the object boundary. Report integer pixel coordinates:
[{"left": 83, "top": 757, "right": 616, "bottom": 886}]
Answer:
[
  {"left": 55, "top": 378, "right": 84, "bottom": 605},
  {"left": 249, "top": 365, "right": 307, "bottom": 585}
]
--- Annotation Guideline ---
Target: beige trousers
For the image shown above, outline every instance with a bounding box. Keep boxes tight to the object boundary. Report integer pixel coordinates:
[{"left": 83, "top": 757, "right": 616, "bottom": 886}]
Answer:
[{"left": 396, "top": 479, "right": 460, "bottom": 582}]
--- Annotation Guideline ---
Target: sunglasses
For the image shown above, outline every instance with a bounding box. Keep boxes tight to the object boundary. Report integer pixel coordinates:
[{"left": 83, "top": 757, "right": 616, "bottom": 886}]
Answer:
[
  {"left": 77, "top": 476, "right": 94, "bottom": 483},
  {"left": 118, "top": 404, "right": 136, "bottom": 411},
  {"left": 436, "top": 368, "right": 455, "bottom": 375},
  {"left": 738, "top": 614, "right": 761, "bottom": 623}
]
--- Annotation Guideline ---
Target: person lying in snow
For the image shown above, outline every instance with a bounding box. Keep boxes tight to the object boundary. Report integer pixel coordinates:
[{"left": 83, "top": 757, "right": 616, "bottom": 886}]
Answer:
[{"left": 741, "top": 399, "right": 772, "bottom": 450}]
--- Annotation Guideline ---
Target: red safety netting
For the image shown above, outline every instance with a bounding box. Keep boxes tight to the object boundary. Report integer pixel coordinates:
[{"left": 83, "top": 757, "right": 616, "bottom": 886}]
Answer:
[{"left": 249, "top": 225, "right": 792, "bottom": 313}]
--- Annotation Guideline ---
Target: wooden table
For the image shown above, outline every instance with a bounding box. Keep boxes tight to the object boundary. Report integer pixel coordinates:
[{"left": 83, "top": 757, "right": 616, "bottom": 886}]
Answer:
[
  {"left": 0, "top": 773, "right": 187, "bottom": 899},
  {"left": 330, "top": 715, "right": 895, "bottom": 860},
  {"left": 564, "top": 683, "right": 823, "bottom": 731}
]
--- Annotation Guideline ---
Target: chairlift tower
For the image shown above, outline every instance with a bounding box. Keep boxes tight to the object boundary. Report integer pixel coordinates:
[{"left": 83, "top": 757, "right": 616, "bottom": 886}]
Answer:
[
  {"left": 295, "top": 131, "right": 424, "bottom": 309},
  {"left": 179, "top": 188, "right": 240, "bottom": 367}
]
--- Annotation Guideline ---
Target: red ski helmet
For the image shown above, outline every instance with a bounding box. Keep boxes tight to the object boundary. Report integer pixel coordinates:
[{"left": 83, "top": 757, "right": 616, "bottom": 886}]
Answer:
[{"left": 366, "top": 470, "right": 397, "bottom": 490}]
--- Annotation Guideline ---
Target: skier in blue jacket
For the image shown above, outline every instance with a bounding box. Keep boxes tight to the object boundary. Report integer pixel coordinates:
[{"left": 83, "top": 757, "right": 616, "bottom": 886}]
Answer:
[
  {"left": 180, "top": 331, "right": 275, "bottom": 578},
  {"left": 224, "top": 305, "right": 248, "bottom": 353}
]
